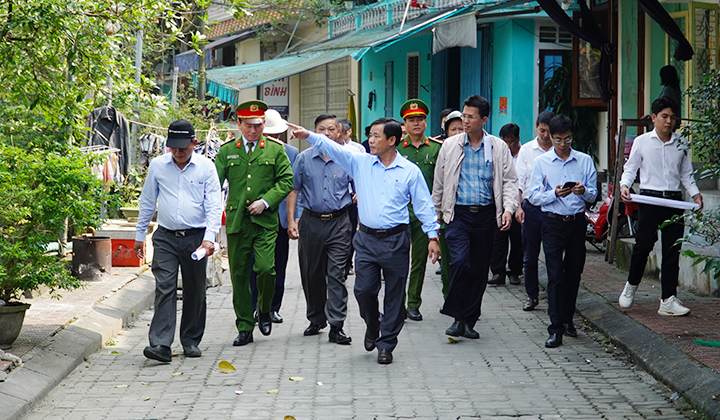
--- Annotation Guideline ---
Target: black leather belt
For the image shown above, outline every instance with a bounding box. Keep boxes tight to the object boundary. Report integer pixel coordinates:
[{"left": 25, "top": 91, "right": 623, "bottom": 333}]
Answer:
[
  {"left": 359, "top": 223, "right": 408, "bottom": 238},
  {"left": 305, "top": 205, "right": 351, "bottom": 221},
  {"left": 640, "top": 189, "right": 682, "bottom": 200},
  {"left": 456, "top": 204, "right": 494, "bottom": 213},
  {"left": 159, "top": 226, "right": 205, "bottom": 237},
  {"left": 545, "top": 212, "right": 584, "bottom": 222}
]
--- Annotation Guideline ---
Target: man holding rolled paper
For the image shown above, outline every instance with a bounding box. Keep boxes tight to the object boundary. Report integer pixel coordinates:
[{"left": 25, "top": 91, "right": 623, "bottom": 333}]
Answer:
[
  {"left": 134, "top": 119, "right": 222, "bottom": 362},
  {"left": 618, "top": 96, "right": 703, "bottom": 316}
]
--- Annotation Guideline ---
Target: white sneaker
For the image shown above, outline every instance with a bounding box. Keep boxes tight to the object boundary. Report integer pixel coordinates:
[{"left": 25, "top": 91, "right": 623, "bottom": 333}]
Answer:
[
  {"left": 618, "top": 282, "right": 638, "bottom": 308},
  {"left": 658, "top": 296, "right": 690, "bottom": 316}
]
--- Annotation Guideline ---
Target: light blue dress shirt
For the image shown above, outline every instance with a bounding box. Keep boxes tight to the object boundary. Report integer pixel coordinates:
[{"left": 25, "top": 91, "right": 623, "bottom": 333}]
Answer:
[
  {"left": 456, "top": 135, "right": 494, "bottom": 206},
  {"left": 136, "top": 152, "right": 222, "bottom": 243},
  {"left": 293, "top": 147, "right": 353, "bottom": 213},
  {"left": 305, "top": 132, "right": 439, "bottom": 238},
  {"left": 527, "top": 148, "right": 598, "bottom": 215}
]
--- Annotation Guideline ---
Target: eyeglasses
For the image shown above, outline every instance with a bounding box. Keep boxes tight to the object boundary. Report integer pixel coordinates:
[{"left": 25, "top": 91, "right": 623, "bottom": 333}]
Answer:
[
  {"left": 461, "top": 114, "right": 480, "bottom": 120},
  {"left": 552, "top": 137, "right": 573, "bottom": 144}
]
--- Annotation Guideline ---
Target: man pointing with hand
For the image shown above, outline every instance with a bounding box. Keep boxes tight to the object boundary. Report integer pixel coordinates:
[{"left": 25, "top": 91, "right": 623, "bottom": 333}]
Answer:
[{"left": 288, "top": 118, "right": 440, "bottom": 365}]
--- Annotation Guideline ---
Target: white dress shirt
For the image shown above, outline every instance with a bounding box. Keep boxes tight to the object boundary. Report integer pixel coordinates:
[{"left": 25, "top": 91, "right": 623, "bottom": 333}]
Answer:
[
  {"left": 620, "top": 129, "right": 700, "bottom": 198},
  {"left": 343, "top": 139, "right": 366, "bottom": 154},
  {"left": 136, "top": 152, "right": 222, "bottom": 243},
  {"left": 515, "top": 137, "right": 552, "bottom": 201}
]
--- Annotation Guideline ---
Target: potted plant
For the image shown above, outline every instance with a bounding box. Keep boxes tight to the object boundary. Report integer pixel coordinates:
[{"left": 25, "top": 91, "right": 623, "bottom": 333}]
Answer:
[{"left": 0, "top": 145, "right": 113, "bottom": 349}]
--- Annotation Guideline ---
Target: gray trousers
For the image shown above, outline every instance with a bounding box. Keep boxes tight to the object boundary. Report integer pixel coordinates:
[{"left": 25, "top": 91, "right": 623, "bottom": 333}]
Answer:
[
  {"left": 298, "top": 212, "right": 352, "bottom": 329},
  {"left": 149, "top": 228, "right": 207, "bottom": 347},
  {"left": 353, "top": 229, "right": 410, "bottom": 351}
]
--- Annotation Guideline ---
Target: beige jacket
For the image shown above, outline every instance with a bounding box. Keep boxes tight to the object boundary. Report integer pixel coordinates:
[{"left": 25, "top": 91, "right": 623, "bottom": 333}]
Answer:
[{"left": 432, "top": 132, "right": 519, "bottom": 227}]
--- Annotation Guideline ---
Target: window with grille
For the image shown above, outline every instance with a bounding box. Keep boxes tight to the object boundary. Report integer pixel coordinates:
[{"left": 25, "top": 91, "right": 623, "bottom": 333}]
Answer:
[{"left": 407, "top": 53, "right": 419, "bottom": 100}]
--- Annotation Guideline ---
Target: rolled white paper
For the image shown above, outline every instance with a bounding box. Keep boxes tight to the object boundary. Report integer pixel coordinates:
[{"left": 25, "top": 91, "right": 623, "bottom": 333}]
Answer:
[
  {"left": 628, "top": 194, "right": 700, "bottom": 210},
  {"left": 191, "top": 242, "right": 220, "bottom": 261}
]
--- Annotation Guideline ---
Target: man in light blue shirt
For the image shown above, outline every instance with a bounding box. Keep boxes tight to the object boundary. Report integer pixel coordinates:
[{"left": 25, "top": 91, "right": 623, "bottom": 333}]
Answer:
[
  {"left": 288, "top": 118, "right": 440, "bottom": 365},
  {"left": 528, "top": 114, "right": 597, "bottom": 348},
  {"left": 134, "top": 120, "right": 222, "bottom": 363}
]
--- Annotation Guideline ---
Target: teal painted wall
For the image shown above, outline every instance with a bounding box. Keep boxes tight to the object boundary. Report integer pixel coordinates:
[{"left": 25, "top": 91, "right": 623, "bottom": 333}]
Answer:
[
  {"left": 620, "top": 0, "right": 640, "bottom": 120},
  {"left": 491, "top": 19, "right": 536, "bottom": 143},
  {"left": 647, "top": 3, "right": 688, "bottom": 115},
  {"left": 360, "top": 33, "right": 433, "bottom": 137}
]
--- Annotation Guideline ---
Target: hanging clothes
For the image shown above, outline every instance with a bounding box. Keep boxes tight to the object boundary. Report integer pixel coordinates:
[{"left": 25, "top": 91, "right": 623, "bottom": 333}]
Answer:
[
  {"left": 197, "top": 123, "right": 222, "bottom": 161},
  {"left": 138, "top": 132, "right": 167, "bottom": 169},
  {"left": 86, "top": 106, "right": 131, "bottom": 175}
]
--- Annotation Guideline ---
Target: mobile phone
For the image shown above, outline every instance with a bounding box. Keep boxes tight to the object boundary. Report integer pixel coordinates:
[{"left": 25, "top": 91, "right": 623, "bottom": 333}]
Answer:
[{"left": 562, "top": 181, "right": 576, "bottom": 189}]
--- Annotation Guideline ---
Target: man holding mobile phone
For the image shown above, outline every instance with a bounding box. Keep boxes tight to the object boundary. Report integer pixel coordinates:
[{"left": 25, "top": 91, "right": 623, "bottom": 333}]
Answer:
[{"left": 528, "top": 114, "right": 597, "bottom": 348}]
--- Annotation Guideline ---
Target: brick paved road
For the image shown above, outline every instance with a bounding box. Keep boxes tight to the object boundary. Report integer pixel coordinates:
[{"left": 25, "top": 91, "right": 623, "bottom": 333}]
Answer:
[{"left": 23, "top": 243, "right": 692, "bottom": 419}]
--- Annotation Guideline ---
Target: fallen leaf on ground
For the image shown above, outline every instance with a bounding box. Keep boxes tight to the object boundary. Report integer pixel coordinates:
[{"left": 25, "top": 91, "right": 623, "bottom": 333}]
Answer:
[
  {"left": 267, "top": 389, "right": 279, "bottom": 394},
  {"left": 289, "top": 377, "right": 305, "bottom": 382},
  {"left": 143, "top": 397, "right": 151, "bottom": 401},
  {"left": 109, "top": 351, "right": 121, "bottom": 354},
  {"left": 448, "top": 337, "right": 459, "bottom": 344},
  {"left": 284, "top": 417, "right": 296, "bottom": 420},
  {"left": 141, "top": 382, "right": 149, "bottom": 386},
  {"left": 172, "top": 372, "right": 183, "bottom": 376},
  {"left": 219, "top": 361, "right": 236, "bottom": 373},
  {"left": 172, "top": 353, "right": 179, "bottom": 358},
  {"left": 115, "top": 384, "right": 129, "bottom": 388}
]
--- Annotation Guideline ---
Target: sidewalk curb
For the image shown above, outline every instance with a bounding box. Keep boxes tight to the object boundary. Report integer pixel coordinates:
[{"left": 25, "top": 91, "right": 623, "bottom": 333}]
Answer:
[
  {"left": 0, "top": 270, "right": 156, "bottom": 420},
  {"left": 576, "top": 287, "right": 720, "bottom": 420}
]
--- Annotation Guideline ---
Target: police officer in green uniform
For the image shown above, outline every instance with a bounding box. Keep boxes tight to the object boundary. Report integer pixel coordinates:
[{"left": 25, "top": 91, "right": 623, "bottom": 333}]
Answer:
[
  {"left": 396, "top": 99, "right": 448, "bottom": 321},
  {"left": 215, "top": 100, "right": 294, "bottom": 346}
]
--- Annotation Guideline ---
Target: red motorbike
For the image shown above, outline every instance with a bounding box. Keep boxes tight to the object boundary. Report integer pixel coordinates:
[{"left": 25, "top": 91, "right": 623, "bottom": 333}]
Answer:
[{"left": 585, "top": 183, "right": 639, "bottom": 252}]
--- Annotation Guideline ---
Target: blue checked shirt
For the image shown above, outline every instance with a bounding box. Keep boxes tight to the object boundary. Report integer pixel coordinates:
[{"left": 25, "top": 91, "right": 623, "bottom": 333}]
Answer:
[
  {"left": 305, "top": 132, "right": 439, "bottom": 238},
  {"left": 456, "top": 135, "right": 494, "bottom": 206}
]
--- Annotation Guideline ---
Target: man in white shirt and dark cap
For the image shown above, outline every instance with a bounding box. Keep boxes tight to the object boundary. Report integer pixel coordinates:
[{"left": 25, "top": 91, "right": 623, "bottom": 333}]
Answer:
[
  {"left": 135, "top": 119, "right": 223, "bottom": 362},
  {"left": 618, "top": 96, "right": 703, "bottom": 316}
]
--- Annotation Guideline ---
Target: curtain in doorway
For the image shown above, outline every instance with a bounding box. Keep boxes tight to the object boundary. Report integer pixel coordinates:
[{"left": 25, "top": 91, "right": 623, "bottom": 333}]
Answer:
[{"left": 637, "top": 0, "right": 694, "bottom": 61}]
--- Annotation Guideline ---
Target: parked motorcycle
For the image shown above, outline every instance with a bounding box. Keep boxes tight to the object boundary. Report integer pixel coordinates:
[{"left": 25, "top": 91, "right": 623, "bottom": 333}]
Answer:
[{"left": 585, "top": 183, "right": 639, "bottom": 252}]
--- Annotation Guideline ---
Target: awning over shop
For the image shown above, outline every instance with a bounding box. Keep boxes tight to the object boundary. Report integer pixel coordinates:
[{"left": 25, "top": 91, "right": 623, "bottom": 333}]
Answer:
[{"left": 205, "top": 5, "right": 474, "bottom": 105}]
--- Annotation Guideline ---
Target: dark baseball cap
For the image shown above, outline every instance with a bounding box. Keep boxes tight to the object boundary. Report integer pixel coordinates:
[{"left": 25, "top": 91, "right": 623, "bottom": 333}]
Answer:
[{"left": 167, "top": 120, "right": 195, "bottom": 148}]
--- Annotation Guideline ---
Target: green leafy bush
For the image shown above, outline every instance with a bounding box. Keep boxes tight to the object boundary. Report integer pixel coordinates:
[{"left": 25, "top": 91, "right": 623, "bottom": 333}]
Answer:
[{"left": 0, "top": 145, "right": 115, "bottom": 302}]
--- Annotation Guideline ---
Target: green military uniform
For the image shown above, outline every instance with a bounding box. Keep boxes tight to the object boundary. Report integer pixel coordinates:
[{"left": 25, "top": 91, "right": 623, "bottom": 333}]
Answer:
[
  {"left": 216, "top": 132, "right": 293, "bottom": 333},
  {"left": 396, "top": 134, "right": 449, "bottom": 307}
]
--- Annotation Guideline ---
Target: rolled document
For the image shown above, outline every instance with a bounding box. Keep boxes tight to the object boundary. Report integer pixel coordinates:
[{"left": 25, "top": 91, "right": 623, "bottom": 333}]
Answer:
[
  {"left": 628, "top": 194, "right": 700, "bottom": 210},
  {"left": 191, "top": 242, "right": 220, "bottom": 261}
]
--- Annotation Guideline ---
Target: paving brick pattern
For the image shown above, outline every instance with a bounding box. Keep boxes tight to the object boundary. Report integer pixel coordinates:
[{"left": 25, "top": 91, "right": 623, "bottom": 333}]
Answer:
[
  {"left": 0, "top": 267, "right": 145, "bottom": 371},
  {"left": 23, "top": 244, "right": 690, "bottom": 419},
  {"left": 581, "top": 249, "right": 720, "bottom": 373}
]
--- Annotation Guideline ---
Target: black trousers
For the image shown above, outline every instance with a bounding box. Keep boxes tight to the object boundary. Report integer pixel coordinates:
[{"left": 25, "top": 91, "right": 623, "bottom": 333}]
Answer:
[
  {"left": 542, "top": 214, "right": 586, "bottom": 336},
  {"left": 149, "top": 228, "right": 207, "bottom": 347},
  {"left": 627, "top": 203, "right": 684, "bottom": 299},
  {"left": 345, "top": 203, "right": 359, "bottom": 274},
  {"left": 250, "top": 226, "right": 289, "bottom": 313},
  {"left": 353, "top": 229, "right": 410, "bottom": 351},
  {"left": 491, "top": 217, "right": 523, "bottom": 276},
  {"left": 441, "top": 205, "right": 495, "bottom": 326}
]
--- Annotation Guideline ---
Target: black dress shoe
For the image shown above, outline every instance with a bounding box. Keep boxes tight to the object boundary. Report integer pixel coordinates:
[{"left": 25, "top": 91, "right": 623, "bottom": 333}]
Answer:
[
  {"left": 233, "top": 331, "right": 254, "bottom": 346},
  {"left": 545, "top": 333, "right": 562, "bottom": 348},
  {"left": 183, "top": 345, "right": 202, "bottom": 358},
  {"left": 463, "top": 324, "right": 480, "bottom": 339},
  {"left": 406, "top": 307, "right": 423, "bottom": 321},
  {"left": 508, "top": 274, "right": 521, "bottom": 285},
  {"left": 523, "top": 297, "right": 539, "bottom": 311},
  {"left": 377, "top": 348, "right": 393, "bottom": 364},
  {"left": 143, "top": 345, "right": 172, "bottom": 363},
  {"left": 564, "top": 323, "right": 578, "bottom": 338},
  {"left": 364, "top": 328, "right": 379, "bottom": 351},
  {"left": 328, "top": 326, "right": 352, "bottom": 344},
  {"left": 303, "top": 322, "right": 326, "bottom": 336},
  {"left": 488, "top": 273, "right": 506, "bottom": 285},
  {"left": 445, "top": 319, "right": 465, "bottom": 337},
  {"left": 270, "top": 311, "right": 283, "bottom": 323},
  {"left": 257, "top": 312, "right": 272, "bottom": 336}
]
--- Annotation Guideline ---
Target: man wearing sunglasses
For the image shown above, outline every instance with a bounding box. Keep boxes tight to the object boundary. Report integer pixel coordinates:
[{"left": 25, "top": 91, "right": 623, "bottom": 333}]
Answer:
[{"left": 527, "top": 114, "right": 597, "bottom": 348}]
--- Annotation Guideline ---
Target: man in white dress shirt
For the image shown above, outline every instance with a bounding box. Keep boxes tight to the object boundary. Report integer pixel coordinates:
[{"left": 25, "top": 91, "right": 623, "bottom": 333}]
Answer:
[
  {"left": 618, "top": 96, "right": 703, "bottom": 316},
  {"left": 134, "top": 120, "right": 222, "bottom": 362}
]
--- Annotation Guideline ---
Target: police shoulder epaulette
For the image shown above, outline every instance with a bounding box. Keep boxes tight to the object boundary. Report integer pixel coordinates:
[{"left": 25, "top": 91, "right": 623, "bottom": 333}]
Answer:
[
  {"left": 429, "top": 136, "right": 444, "bottom": 144},
  {"left": 266, "top": 136, "right": 284, "bottom": 145}
]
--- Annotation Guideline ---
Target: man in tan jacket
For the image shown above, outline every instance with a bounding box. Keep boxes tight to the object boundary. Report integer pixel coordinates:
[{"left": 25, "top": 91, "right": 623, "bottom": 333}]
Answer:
[{"left": 432, "top": 95, "right": 518, "bottom": 339}]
